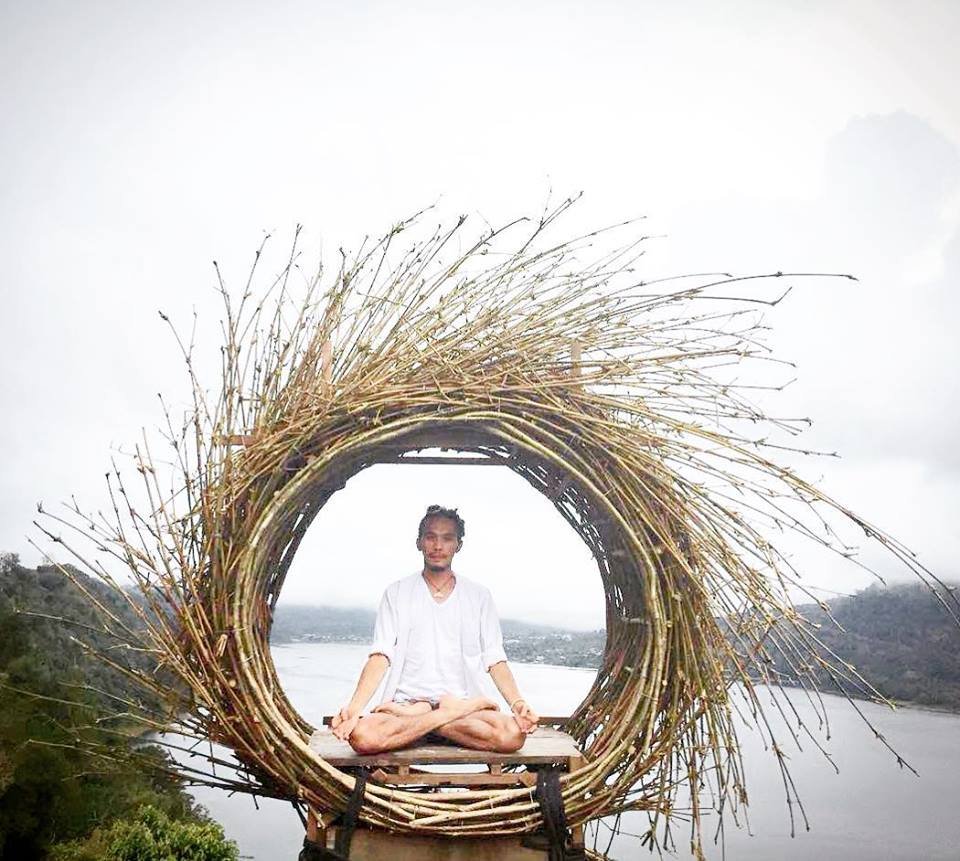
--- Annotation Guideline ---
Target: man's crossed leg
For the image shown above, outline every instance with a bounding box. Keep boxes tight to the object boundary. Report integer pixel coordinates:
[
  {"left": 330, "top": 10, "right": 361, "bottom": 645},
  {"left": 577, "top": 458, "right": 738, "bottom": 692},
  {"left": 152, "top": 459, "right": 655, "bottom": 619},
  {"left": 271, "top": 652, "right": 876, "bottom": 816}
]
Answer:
[{"left": 347, "top": 695, "right": 525, "bottom": 755}]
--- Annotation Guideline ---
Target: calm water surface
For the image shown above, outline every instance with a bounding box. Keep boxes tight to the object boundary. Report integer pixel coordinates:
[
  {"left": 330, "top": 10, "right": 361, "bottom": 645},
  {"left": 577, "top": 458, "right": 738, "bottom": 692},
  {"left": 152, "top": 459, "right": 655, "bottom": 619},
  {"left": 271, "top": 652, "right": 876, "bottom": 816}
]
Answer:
[{"left": 180, "top": 643, "right": 960, "bottom": 860}]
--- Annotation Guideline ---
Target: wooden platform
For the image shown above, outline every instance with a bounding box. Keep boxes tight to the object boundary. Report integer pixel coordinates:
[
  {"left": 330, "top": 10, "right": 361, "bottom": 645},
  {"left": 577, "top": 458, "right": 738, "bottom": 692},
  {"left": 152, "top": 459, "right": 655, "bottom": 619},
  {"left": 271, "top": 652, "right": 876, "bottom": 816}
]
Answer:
[
  {"left": 309, "top": 726, "right": 584, "bottom": 788},
  {"left": 308, "top": 727, "right": 587, "bottom": 858},
  {"left": 309, "top": 726, "right": 581, "bottom": 767}
]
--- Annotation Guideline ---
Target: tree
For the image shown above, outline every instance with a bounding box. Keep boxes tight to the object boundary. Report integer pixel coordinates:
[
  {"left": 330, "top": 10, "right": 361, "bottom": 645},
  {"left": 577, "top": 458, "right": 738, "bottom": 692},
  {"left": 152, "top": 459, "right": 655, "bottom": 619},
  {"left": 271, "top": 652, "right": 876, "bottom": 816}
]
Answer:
[{"left": 0, "top": 564, "right": 214, "bottom": 859}]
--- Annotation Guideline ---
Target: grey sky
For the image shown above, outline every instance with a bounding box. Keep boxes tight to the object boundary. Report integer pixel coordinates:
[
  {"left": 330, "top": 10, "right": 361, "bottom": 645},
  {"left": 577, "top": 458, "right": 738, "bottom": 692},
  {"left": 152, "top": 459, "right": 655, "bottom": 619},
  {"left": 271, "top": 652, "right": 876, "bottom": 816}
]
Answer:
[{"left": 2, "top": 1, "right": 958, "bottom": 628}]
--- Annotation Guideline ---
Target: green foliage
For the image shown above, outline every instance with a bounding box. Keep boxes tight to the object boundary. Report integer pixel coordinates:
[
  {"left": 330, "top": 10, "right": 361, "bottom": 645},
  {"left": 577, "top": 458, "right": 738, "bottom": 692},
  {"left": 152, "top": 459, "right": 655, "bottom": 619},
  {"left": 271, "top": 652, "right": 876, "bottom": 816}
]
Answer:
[
  {"left": 49, "top": 805, "right": 238, "bottom": 861},
  {"left": 0, "top": 556, "right": 214, "bottom": 859},
  {"left": 0, "top": 553, "right": 157, "bottom": 713}
]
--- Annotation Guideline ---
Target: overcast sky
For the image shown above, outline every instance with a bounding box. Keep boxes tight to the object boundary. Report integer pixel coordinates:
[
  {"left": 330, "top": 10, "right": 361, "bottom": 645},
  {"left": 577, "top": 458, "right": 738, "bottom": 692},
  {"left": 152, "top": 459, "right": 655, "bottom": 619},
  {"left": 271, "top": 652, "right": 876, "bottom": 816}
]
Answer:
[{"left": 2, "top": 0, "right": 958, "bottom": 628}]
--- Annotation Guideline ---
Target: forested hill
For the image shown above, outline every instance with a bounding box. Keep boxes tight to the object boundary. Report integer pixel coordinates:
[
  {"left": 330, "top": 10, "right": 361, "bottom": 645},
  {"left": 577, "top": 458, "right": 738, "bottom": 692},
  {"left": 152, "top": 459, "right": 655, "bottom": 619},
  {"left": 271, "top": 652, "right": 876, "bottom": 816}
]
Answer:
[
  {"left": 0, "top": 554, "right": 237, "bottom": 859},
  {"left": 0, "top": 553, "right": 150, "bottom": 709},
  {"left": 270, "top": 603, "right": 376, "bottom": 644},
  {"left": 780, "top": 582, "right": 960, "bottom": 710}
]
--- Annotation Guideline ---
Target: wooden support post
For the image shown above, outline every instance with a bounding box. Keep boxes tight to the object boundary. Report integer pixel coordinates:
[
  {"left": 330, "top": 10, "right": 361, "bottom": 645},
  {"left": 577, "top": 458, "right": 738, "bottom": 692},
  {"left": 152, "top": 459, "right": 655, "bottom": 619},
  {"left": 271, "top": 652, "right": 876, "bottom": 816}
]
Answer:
[
  {"left": 305, "top": 808, "right": 328, "bottom": 848},
  {"left": 568, "top": 755, "right": 586, "bottom": 847}
]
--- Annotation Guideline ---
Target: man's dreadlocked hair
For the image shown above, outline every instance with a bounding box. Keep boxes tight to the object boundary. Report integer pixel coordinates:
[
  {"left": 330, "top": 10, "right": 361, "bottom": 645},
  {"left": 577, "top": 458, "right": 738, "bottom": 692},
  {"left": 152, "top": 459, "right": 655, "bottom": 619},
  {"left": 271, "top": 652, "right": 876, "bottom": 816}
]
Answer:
[{"left": 417, "top": 504, "right": 466, "bottom": 542}]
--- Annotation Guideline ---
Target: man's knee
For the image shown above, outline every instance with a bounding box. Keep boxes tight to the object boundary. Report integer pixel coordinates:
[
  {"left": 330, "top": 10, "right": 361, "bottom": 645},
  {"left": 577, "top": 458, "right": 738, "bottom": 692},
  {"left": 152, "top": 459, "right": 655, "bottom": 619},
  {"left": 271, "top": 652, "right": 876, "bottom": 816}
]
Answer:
[
  {"left": 496, "top": 721, "right": 525, "bottom": 753},
  {"left": 347, "top": 719, "right": 384, "bottom": 755}
]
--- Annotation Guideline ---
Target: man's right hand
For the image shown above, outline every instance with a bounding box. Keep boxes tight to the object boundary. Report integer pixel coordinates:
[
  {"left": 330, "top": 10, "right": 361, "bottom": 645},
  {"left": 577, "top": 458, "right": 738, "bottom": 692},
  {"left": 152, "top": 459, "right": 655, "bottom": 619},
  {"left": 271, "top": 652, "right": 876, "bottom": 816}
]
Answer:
[
  {"left": 511, "top": 700, "right": 539, "bottom": 734},
  {"left": 330, "top": 705, "right": 360, "bottom": 741}
]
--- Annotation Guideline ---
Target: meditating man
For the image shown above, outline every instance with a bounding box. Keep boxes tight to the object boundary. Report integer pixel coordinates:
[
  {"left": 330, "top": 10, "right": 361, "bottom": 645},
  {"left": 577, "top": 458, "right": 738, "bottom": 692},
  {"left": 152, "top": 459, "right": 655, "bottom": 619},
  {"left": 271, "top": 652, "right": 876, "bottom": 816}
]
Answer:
[{"left": 330, "top": 504, "right": 539, "bottom": 754}]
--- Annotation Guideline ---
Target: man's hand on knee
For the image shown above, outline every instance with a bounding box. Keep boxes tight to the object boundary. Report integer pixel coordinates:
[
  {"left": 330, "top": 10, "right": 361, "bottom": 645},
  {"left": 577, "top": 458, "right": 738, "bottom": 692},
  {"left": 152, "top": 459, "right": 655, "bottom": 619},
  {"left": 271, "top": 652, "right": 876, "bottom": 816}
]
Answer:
[
  {"left": 331, "top": 705, "right": 361, "bottom": 740},
  {"left": 510, "top": 699, "right": 539, "bottom": 734}
]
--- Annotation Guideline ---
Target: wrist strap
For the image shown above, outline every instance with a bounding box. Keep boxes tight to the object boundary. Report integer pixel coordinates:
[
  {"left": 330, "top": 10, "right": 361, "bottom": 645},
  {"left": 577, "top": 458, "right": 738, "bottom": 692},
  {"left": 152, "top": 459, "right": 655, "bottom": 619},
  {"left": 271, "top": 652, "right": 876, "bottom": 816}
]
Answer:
[{"left": 510, "top": 697, "right": 527, "bottom": 712}]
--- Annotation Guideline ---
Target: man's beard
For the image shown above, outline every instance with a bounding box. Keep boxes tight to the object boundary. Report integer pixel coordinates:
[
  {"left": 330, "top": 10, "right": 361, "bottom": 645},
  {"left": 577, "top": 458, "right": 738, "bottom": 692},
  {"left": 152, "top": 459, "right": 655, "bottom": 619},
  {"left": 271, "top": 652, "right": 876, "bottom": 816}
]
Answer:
[{"left": 425, "top": 561, "right": 448, "bottom": 573}]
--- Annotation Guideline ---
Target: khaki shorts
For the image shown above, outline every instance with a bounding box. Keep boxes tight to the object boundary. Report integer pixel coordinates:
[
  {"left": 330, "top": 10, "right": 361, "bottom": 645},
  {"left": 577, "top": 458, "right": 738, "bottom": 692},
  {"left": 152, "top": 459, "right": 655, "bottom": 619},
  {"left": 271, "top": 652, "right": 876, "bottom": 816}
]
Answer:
[{"left": 395, "top": 696, "right": 442, "bottom": 710}]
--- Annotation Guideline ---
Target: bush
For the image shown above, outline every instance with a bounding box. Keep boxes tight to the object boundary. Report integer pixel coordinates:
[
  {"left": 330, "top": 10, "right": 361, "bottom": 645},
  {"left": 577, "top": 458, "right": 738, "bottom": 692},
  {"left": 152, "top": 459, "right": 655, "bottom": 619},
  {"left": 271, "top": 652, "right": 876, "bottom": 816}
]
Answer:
[{"left": 50, "top": 805, "right": 238, "bottom": 861}]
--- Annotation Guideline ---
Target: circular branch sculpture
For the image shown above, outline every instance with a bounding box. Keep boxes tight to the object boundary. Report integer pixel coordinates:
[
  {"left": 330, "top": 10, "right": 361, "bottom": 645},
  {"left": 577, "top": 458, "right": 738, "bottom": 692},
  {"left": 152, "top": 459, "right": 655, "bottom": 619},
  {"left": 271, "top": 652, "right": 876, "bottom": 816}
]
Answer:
[{"left": 39, "top": 201, "right": 956, "bottom": 858}]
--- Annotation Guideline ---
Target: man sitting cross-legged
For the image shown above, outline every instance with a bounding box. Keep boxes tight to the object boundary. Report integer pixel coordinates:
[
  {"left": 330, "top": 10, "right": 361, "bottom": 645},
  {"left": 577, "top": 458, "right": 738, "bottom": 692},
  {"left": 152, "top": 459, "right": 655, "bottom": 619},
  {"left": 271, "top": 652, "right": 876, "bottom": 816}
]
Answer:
[{"left": 330, "top": 504, "right": 539, "bottom": 755}]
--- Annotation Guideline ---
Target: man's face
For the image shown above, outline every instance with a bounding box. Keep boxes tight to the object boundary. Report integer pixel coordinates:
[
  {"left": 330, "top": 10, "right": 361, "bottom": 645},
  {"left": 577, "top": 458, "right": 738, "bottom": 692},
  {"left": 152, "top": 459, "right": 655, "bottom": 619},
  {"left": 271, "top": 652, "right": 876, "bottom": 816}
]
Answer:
[{"left": 417, "top": 515, "right": 461, "bottom": 573}]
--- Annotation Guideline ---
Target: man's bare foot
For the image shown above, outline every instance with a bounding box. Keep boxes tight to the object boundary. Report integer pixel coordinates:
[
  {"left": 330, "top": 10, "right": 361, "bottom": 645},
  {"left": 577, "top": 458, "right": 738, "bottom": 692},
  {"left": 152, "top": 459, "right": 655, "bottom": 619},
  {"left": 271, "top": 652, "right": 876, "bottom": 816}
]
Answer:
[
  {"left": 372, "top": 701, "right": 433, "bottom": 717},
  {"left": 437, "top": 695, "right": 499, "bottom": 719},
  {"left": 467, "top": 696, "right": 499, "bottom": 713}
]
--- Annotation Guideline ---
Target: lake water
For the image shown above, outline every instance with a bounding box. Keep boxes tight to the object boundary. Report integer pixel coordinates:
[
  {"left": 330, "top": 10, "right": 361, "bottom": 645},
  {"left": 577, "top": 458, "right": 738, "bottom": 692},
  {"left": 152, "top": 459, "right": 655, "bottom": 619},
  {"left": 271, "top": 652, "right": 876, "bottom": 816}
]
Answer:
[{"left": 180, "top": 643, "right": 960, "bottom": 860}]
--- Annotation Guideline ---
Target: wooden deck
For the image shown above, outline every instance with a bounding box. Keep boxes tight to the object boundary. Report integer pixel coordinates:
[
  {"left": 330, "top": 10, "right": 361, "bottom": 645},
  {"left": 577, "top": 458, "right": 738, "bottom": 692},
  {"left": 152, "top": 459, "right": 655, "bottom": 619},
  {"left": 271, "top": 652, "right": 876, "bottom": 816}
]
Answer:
[
  {"left": 309, "top": 726, "right": 584, "bottom": 788},
  {"left": 308, "top": 725, "right": 587, "bottom": 855},
  {"left": 308, "top": 725, "right": 582, "bottom": 768}
]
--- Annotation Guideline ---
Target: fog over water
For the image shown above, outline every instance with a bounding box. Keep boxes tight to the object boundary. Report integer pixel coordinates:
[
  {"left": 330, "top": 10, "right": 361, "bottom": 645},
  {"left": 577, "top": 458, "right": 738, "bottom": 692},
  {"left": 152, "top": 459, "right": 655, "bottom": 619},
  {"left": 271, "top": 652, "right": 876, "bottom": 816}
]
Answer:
[{"left": 178, "top": 643, "right": 960, "bottom": 861}]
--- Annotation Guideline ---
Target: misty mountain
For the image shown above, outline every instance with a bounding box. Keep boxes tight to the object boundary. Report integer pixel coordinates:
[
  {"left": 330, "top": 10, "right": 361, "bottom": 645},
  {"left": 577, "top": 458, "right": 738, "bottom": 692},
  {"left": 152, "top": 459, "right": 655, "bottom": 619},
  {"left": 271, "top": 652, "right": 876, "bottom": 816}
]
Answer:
[
  {"left": 770, "top": 581, "right": 960, "bottom": 710},
  {"left": 270, "top": 603, "right": 606, "bottom": 668}
]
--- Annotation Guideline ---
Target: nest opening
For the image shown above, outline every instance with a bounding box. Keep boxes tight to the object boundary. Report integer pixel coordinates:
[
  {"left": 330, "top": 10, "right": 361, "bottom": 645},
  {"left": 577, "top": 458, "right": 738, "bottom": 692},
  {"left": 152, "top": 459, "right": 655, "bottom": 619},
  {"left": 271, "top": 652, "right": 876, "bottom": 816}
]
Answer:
[{"left": 234, "top": 417, "right": 659, "bottom": 752}]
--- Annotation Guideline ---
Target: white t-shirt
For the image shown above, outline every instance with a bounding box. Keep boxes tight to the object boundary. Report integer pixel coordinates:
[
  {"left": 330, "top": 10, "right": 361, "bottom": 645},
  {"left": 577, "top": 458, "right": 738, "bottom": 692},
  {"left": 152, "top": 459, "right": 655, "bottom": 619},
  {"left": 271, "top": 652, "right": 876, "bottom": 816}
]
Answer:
[
  {"left": 368, "top": 573, "right": 508, "bottom": 706},
  {"left": 393, "top": 578, "right": 469, "bottom": 700}
]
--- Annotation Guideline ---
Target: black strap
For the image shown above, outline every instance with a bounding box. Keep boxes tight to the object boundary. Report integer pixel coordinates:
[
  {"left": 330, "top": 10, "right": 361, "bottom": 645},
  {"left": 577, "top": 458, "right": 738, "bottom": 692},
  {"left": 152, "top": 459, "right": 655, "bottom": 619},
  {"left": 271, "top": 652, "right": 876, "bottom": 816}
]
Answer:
[
  {"left": 535, "top": 769, "right": 569, "bottom": 861},
  {"left": 306, "top": 768, "right": 583, "bottom": 861},
  {"left": 333, "top": 769, "right": 368, "bottom": 858}
]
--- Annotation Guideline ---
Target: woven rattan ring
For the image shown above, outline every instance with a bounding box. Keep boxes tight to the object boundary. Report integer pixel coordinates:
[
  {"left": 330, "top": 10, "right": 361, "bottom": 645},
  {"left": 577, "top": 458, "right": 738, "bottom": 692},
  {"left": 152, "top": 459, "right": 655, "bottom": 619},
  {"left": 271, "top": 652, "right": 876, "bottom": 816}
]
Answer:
[{"left": 41, "top": 204, "right": 949, "bottom": 857}]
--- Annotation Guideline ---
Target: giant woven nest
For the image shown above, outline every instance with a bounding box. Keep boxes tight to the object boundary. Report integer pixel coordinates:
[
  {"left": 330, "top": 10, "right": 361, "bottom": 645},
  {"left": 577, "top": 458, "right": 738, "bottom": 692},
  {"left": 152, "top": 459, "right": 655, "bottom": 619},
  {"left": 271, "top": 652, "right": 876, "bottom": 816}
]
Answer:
[{"left": 40, "top": 202, "right": 954, "bottom": 858}]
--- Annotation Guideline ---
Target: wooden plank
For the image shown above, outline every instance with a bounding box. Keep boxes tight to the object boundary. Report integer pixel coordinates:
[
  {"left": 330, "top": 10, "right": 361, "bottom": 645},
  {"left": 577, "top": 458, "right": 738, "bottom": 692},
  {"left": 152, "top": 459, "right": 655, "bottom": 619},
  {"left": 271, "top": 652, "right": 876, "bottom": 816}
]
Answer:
[
  {"left": 308, "top": 727, "right": 581, "bottom": 768},
  {"left": 376, "top": 427, "right": 509, "bottom": 451},
  {"left": 369, "top": 770, "right": 538, "bottom": 788},
  {"left": 378, "top": 456, "right": 508, "bottom": 466},
  {"left": 568, "top": 755, "right": 586, "bottom": 847},
  {"left": 571, "top": 823, "right": 584, "bottom": 847}
]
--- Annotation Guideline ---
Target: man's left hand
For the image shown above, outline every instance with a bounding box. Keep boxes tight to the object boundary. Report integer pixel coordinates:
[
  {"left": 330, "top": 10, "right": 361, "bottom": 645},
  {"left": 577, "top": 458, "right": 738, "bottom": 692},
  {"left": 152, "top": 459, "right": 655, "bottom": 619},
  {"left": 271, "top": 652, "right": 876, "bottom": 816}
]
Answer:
[{"left": 511, "top": 700, "right": 539, "bottom": 734}]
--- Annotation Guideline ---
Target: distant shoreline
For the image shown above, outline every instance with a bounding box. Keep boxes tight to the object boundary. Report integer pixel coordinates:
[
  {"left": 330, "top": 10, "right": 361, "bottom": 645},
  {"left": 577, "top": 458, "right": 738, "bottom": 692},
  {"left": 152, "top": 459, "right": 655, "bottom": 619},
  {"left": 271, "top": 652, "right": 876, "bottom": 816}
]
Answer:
[
  {"left": 889, "top": 699, "right": 960, "bottom": 716},
  {"left": 270, "top": 583, "right": 960, "bottom": 714},
  {"left": 273, "top": 639, "right": 960, "bottom": 717}
]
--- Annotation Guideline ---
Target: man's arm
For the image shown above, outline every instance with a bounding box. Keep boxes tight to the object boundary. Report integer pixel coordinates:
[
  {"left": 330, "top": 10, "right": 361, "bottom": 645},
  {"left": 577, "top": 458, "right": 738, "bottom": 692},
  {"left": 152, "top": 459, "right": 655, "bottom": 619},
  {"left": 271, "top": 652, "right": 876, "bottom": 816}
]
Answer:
[
  {"left": 479, "top": 587, "right": 538, "bottom": 733},
  {"left": 331, "top": 586, "right": 399, "bottom": 740},
  {"left": 488, "top": 660, "right": 539, "bottom": 733},
  {"left": 330, "top": 653, "right": 390, "bottom": 740}
]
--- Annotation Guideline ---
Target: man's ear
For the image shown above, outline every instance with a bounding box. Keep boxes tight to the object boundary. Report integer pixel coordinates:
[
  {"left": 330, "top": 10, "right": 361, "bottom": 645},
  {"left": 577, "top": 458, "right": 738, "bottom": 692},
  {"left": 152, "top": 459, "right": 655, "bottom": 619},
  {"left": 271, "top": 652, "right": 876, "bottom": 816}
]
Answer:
[{"left": 416, "top": 536, "right": 423, "bottom": 551}]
